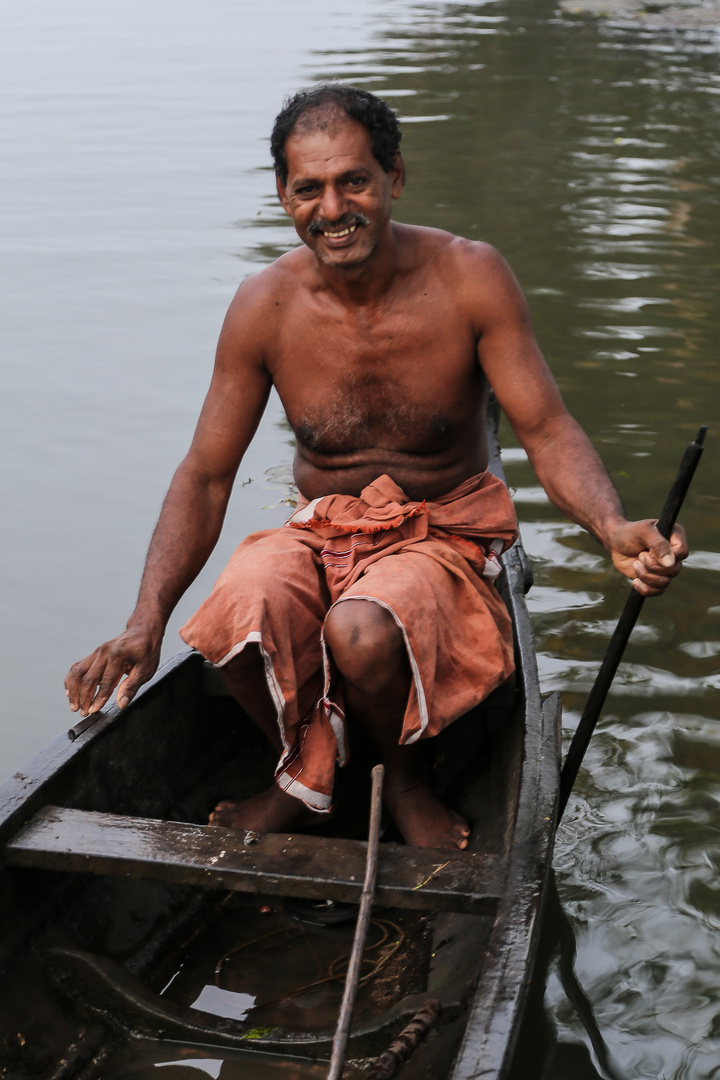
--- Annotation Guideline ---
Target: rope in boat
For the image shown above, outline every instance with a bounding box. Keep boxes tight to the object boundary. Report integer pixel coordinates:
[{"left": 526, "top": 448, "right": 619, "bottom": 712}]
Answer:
[{"left": 214, "top": 912, "right": 405, "bottom": 1010}]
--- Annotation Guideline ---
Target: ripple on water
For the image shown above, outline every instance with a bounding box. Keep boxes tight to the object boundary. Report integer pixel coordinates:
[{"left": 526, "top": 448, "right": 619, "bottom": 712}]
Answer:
[
  {"left": 556, "top": 698, "right": 720, "bottom": 1073},
  {"left": 679, "top": 640, "right": 720, "bottom": 659},
  {"left": 685, "top": 550, "right": 720, "bottom": 573},
  {"left": 541, "top": 656, "right": 720, "bottom": 697},
  {"left": 542, "top": 618, "right": 662, "bottom": 642}
]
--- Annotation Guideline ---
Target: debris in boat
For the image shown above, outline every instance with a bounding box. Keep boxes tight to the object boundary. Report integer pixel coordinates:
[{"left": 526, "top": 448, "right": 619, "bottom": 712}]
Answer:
[
  {"left": 284, "top": 897, "right": 359, "bottom": 925},
  {"left": 367, "top": 998, "right": 442, "bottom": 1079},
  {"left": 413, "top": 861, "right": 450, "bottom": 891}
]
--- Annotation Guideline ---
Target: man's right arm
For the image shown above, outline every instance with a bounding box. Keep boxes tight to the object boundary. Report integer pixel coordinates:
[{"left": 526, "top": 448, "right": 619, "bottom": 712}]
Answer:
[
  {"left": 459, "top": 240, "right": 688, "bottom": 594},
  {"left": 65, "top": 276, "right": 275, "bottom": 717}
]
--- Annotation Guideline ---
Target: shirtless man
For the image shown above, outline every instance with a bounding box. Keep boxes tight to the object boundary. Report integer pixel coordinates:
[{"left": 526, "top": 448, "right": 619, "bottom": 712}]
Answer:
[{"left": 65, "top": 85, "right": 687, "bottom": 851}]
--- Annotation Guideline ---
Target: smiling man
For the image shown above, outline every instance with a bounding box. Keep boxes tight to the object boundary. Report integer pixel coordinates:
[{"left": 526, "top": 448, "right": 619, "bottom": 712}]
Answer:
[{"left": 66, "top": 85, "right": 687, "bottom": 851}]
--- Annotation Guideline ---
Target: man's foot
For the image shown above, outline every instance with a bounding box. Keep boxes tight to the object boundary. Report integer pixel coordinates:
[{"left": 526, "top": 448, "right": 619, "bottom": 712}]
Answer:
[
  {"left": 323, "top": 601, "right": 471, "bottom": 851},
  {"left": 384, "top": 781, "right": 471, "bottom": 851},
  {"left": 209, "top": 784, "right": 323, "bottom": 833}
]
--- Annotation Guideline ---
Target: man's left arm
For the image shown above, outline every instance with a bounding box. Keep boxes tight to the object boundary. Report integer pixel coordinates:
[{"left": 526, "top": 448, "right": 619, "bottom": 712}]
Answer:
[{"left": 464, "top": 242, "right": 688, "bottom": 597}]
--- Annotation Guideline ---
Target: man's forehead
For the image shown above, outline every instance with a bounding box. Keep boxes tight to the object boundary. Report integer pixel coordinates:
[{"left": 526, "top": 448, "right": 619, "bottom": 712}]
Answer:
[
  {"left": 284, "top": 111, "right": 375, "bottom": 175},
  {"left": 290, "top": 102, "right": 363, "bottom": 141}
]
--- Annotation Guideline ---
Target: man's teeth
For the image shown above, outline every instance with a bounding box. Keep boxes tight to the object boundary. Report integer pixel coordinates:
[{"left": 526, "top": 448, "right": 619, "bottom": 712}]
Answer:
[{"left": 322, "top": 224, "right": 357, "bottom": 238}]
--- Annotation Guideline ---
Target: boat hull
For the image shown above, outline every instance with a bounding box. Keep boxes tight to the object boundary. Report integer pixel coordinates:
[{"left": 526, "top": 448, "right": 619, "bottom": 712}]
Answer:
[{"left": 0, "top": 413, "right": 560, "bottom": 1080}]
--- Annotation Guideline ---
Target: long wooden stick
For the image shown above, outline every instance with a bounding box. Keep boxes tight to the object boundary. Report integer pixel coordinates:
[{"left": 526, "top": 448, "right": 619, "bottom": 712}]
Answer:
[
  {"left": 328, "top": 764, "right": 385, "bottom": 1080},
  {"left": 558, "top": 426, "right": 707, "bottom": 823}
]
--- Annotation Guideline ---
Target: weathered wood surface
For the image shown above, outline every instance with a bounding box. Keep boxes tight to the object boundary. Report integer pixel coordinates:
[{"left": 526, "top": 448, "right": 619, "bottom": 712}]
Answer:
[{"left": 6, "top": 805, "right": 506, "bottom": 915}]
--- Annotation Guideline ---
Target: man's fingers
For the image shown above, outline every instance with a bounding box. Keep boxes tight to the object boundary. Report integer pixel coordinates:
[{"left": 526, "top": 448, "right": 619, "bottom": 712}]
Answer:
[
  {"left": 650, "top": 541, "right": 675, "bottom": 568},
  {"left": 65, "top": 654, "right": 99, "bottom": 712},
  {"left": 646, "top": 522, "right": 690, "bottom": 568},
  {"left": 670, "top": 524, "right": 689, "bottom": 560},
  {"left": 640, "top": 522, "right": 675, "bottom": 567},
  {"left": 66, "top": 627, "right": 162, "bottom": 715},
  {"left": 630, "top": 546, "right": 683, "bottom": 598},
  {"left": 87, "top": 660, "right": 133, "bottom": 714},
  {"left": 78, "top": 652, "right": 127, "bottom": 716},
  {"left": 634, "top": 551, "right": 682, "bottom": 578},
  {"left": 115, "top": 660, "right": 157, "bottom": 709},
  {"left": 610, "top": 519, "right": 688, "bottom": 598},
  {"left": 68, "top": 643, "right": 132, "bottom": 715},
  {"left": 632, "top": 577, "right": 665, "bottom": 598}
]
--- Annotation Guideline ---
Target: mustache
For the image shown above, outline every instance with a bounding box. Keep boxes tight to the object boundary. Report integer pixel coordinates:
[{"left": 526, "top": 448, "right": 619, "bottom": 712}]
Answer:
[{"left": 308, "top": 213, "right": 370, "bottom": 236}]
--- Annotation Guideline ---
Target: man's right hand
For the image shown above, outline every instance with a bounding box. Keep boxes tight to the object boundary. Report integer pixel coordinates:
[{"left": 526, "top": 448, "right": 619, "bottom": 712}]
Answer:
[{"left": 65, "top": 623, "right": 162, "bottom": 718}]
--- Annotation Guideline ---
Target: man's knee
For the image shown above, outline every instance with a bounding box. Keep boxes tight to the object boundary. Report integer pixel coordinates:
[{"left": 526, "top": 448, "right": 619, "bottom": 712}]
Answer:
[{"left": 324, "top": 599, "right": 407, "bottom": 694}]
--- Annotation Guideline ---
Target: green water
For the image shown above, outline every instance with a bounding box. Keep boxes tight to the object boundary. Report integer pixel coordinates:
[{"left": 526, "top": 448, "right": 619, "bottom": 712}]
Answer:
[
  {"left": 356, "top": 5, "right": 720, "bottom": 1076},
  {"left": 2, "top": 0, "right": 719, "bottom": 1075}
]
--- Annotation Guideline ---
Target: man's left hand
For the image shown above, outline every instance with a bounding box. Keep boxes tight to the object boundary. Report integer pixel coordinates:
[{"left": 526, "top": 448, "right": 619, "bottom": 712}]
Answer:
[{"left": 609, "top": 520, "right": 688, "bottom": 597}]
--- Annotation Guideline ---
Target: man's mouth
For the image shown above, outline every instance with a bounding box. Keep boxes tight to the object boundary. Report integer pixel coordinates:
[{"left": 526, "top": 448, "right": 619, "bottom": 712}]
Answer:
[
  {"left": 308, "top": 214, "right": 369, "bottom": 239},
  {"left": 323, "top": 224, "right": 357, "bottom": 239}
]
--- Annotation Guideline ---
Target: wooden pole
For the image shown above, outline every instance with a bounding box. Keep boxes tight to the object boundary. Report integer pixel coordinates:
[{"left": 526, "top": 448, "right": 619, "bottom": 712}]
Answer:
[
  {"left": 328, "top": 764, "right": 385, "bottom": 1080},
  {"left": 558, "top": 426, "right": 707, "bottom": 823}
]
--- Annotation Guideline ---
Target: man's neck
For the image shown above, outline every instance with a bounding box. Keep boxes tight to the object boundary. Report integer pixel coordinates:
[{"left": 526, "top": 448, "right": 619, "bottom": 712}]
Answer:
[{"left": 314, "top": 223, "right": 403, "bottom": 308}]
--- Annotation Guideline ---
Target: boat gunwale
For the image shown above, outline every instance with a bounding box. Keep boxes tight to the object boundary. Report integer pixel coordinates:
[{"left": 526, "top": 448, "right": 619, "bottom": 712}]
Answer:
[
  {"left": 0, "top": 648, "right": 197, "bottom": 851},
  {"left": 448, "top": 403, "right": 560, "bottom": 1079}
]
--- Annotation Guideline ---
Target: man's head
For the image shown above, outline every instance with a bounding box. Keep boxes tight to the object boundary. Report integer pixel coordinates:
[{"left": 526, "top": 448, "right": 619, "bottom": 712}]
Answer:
[
  {"left": 270, "top": 85, "right": 402, "bottom": 186},
  {"left": 272, "top": 86, "right": 405, "bottom": 272}
]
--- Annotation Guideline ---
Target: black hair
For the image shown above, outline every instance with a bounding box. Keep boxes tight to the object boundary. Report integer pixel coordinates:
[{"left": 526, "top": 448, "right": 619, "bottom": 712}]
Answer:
[{"left": 270, "top": 84, "right": 402, "bottom": 184}]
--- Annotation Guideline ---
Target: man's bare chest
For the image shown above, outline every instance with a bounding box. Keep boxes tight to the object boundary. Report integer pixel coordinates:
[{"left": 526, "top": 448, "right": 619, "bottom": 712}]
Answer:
[{"left": 269, "top": 303, "right": 484, "bottom": 456}]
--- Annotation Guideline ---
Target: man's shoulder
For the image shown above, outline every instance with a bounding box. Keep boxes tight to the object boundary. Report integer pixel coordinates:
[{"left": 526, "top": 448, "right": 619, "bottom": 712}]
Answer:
[
  {"left": 395, "top": 223, "right": 507, "bottom": 275},
  {"left": 223, "top": 248, "right": 314, "bottom": 330},
  {"left": 395, "top": 227, "right": 526, "bottom": 331},
  {"left": 234, "top": 247, "right": 312, "bottom": 301}
]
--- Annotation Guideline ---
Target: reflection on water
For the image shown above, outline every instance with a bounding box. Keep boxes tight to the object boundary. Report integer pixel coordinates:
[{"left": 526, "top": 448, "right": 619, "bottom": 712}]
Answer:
[{"left": 3, "top": 0, "right": 720, "bottom": 1076}]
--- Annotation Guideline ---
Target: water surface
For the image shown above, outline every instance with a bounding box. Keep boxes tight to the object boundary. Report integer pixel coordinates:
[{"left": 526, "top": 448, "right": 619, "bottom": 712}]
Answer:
[{"left": 2, "top": 1, "right": 719, "bottom": 1076}]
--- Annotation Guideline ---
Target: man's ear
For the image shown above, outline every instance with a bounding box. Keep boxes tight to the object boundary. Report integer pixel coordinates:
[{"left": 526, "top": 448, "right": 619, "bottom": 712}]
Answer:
[
  {"left": 276, "top": 174, "right": 292, "bottom": 216},
  {"left": 390, "top": 153, "right": 406, "bottom": 199}
]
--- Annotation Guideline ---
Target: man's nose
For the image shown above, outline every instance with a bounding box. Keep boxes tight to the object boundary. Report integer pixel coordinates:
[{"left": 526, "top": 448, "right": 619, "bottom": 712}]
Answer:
[{"left": 319, "top": 185, "right": 347, "bottom": 222}]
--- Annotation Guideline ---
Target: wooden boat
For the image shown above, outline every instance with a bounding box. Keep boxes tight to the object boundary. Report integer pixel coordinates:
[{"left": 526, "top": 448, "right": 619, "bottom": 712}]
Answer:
[{"left": 0, "top": 405, "right": 561, "bottom": 1080}]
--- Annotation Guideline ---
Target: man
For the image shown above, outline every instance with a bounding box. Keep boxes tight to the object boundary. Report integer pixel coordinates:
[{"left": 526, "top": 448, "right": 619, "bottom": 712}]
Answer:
[{"left": 65, "top": 85, "right": 687, "bottom": 851}]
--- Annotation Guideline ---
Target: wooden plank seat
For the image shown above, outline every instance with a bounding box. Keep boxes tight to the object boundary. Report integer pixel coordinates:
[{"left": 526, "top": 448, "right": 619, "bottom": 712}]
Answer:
[{"left": 5, "top": 805, "right": 506, "bottom": 915}]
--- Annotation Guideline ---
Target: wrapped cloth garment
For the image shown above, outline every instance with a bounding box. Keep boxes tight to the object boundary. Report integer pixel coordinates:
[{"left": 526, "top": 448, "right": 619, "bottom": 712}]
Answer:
[{"left": 180, "top": 472, "right": 518, "bottom": 811}]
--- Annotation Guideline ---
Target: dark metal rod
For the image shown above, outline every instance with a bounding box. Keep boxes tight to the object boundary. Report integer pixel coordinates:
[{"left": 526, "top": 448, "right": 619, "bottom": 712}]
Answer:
[
  {"left": 558, "top": 426, "right": 707, "bottom": 823},
  {"left": 328, "top": 764, "right": 385, "bottom": 1080}
]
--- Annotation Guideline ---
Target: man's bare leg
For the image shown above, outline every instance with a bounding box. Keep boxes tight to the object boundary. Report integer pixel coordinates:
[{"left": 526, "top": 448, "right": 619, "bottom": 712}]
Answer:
[
  {"left": 208, "top": 645, "right": 319, "bottom": 832},
  {"left": 324, "top": 600, "right": 470, "bottom": 851}
]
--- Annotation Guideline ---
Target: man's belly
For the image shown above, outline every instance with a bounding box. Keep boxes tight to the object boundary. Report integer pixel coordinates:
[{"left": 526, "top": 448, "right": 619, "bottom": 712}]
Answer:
[{"left": 293, "top": 445, "right": 489, "bottom": 503}]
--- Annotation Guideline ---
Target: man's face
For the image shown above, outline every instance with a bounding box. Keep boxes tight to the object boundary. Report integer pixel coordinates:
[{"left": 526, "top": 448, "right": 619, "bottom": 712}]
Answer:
[{"left": 277, "top": 112, "right": 404, "bottom": 269}]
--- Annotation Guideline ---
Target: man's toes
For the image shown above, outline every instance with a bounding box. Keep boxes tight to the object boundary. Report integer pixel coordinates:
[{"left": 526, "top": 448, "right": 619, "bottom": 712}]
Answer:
[
  {"left": 452, "top": 819, "right": 471, "bottom": 849},
  {"left": 209, "top": 801, "right": 236, "bottom": 825}
]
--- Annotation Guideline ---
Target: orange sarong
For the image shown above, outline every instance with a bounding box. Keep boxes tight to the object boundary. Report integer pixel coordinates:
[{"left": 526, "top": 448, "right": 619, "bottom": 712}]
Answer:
[{"left": 180, "top": 472, "right": 518, "bottom": 811}]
